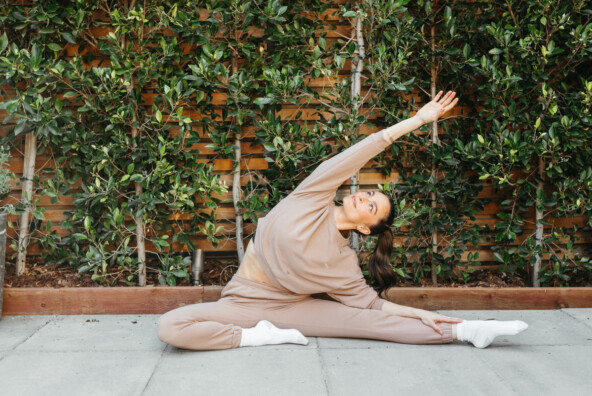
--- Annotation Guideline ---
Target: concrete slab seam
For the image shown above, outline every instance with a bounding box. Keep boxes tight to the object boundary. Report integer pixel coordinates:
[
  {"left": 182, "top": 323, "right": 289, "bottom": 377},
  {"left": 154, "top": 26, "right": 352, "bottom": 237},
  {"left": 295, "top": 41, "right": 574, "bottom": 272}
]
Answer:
[
  {"left": 11, "top": 317, "right": 53, "bottom": 352},
  {"left": 560, "top": 309, "right": 592, "bottom": 329},
  {"left": 139, "top": 344, "right": 169, "bottom": 396},
  {"left": 314, "top": 339, "right": 331, "bottom": 396},
  {"left": 469, "top": 346, "right": 519, "bottom": 395}
]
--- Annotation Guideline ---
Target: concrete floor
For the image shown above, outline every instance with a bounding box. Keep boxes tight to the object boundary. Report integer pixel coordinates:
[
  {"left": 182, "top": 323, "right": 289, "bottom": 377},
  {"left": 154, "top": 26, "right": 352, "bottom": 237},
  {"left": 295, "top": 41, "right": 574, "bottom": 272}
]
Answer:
[{"left": 0, "top": 309, "right": 591, "bottom": 396}]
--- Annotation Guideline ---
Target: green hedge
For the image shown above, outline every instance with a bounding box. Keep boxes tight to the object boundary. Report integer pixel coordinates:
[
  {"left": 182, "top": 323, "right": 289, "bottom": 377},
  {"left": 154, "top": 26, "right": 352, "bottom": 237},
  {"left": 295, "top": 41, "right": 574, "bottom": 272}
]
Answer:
[{"left": 0, "top": 0, "right": 590, "bottom": 286}]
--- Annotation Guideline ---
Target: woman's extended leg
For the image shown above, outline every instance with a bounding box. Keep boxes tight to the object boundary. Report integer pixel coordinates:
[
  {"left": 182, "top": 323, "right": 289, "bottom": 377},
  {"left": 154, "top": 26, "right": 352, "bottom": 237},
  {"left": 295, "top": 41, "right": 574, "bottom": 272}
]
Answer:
[{"left": 264, "top": 297, "right": 453, "bottom": 344}]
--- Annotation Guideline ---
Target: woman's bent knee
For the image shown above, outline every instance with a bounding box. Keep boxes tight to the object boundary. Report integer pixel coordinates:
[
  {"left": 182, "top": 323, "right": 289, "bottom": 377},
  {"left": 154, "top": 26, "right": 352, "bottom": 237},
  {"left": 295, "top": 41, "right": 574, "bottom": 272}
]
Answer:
[{"left": 157, "top": 311, "right": 179, "bottom": 345}]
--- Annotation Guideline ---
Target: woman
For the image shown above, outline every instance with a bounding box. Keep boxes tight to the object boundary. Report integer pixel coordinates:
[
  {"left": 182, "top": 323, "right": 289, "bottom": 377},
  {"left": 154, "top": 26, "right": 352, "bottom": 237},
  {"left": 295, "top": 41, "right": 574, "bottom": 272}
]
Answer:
[{"left": 158, "top": 91, "right": 528, "bottom": 350}]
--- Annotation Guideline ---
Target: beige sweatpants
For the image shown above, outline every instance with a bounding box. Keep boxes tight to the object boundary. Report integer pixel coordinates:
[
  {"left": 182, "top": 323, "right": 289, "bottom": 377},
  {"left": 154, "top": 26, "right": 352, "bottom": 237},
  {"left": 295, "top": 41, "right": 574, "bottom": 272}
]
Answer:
[{"left": 158, "top": 275, "right": 453, "bottom": 350}]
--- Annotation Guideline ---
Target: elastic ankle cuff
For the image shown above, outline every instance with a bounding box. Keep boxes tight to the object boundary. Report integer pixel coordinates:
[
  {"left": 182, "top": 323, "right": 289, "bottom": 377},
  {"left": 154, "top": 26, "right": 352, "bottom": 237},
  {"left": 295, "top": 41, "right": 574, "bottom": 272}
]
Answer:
[
  {"left": 440, "top": 323, "right": 454, "bottom": 344},
  {"left": 232, "top": 326, "right": 242, "bottom": 349}
]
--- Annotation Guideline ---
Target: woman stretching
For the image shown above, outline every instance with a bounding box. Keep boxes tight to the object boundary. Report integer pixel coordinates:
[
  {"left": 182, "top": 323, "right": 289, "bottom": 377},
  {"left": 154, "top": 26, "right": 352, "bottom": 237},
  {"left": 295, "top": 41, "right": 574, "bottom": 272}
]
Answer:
[{"left": 158, "top": 91, "right": 528, "bottom": 350}]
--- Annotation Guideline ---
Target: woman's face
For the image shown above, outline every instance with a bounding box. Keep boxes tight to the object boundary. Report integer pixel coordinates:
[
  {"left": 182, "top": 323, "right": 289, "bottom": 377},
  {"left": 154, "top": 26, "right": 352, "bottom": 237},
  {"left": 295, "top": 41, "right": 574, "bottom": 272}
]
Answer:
[{"left": 343, "top": 190, "right": 391, "bottom": 234}]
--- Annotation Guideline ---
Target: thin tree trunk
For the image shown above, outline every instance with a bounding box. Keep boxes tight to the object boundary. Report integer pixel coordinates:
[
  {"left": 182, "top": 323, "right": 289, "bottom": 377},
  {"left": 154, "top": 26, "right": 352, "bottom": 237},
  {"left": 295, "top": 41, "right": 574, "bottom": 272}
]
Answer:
[
  {"left": 1, "top": 212, "right": 8, "bottom": 318},
  {"left": 231, "top": 51, "right": 244, "bottom": 262},
  {"left": 350, "top": 16, "right": 364, "bottom": 252},
  {"left": 131, "top": 113, "right": 146, "bottom": 286},
  {"left": 124, "top": 0, "right": 146, "bottom": 286},
  {"left": 16, "top": 132, "right": 36, "bottom": 276},
  {"left": 533, "top": 156, "right": 544, "bottom": 287},
  {"left": 430, "top": 25, "right": 439, "bottom": 285}
]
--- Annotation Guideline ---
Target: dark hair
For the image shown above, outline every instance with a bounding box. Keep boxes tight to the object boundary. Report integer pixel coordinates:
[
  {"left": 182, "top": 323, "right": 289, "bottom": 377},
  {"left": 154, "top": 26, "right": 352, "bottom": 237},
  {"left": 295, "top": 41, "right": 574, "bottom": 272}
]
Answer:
[{"left": 356, "top": 196, "right": 397, "bottom": 294}]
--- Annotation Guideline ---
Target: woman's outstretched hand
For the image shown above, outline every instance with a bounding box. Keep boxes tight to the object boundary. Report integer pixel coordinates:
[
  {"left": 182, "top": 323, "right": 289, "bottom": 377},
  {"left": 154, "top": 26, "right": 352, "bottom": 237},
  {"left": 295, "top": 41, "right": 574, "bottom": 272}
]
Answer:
[
  {"left": 415, "top": 90, "right": 459, "bottom": 124},
  {"left": 416, "top": 310, "right": 464, "bottom": 335}
]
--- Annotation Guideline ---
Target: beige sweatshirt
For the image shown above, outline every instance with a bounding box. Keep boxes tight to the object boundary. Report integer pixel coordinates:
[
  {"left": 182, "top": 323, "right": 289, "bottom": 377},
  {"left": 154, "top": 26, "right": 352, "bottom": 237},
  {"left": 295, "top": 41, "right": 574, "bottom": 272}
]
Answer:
[{"left": 254, "top": 130, "right": 391, "bottom": 310}]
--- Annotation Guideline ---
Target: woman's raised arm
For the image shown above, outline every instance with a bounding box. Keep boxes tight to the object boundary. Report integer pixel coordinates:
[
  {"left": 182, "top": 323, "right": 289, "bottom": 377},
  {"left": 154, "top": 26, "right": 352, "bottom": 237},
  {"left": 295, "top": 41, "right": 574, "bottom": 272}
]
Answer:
[
  {"left": 292, "top": 91, "right": 459, "bottom": 199},
  {"left": 381, "top": 90, "right": 459, "bottom": 144}
]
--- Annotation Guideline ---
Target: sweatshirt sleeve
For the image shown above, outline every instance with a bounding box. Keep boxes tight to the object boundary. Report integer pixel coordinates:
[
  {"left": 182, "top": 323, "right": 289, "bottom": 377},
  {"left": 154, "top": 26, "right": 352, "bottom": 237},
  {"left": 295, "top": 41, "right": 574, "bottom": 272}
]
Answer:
[
  {"left": 291, "top": 130, "right": 390, "bottom": 202},
  {"left": 326, "top": 252, "right": 387, "bottom": 310},
  {"left": 327, "top": 276, "right": 386, "bottom": 310}
]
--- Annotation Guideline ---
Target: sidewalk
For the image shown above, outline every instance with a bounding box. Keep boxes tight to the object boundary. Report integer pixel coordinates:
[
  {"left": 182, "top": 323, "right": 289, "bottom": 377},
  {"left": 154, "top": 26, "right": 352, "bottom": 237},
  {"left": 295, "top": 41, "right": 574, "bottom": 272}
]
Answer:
[{"left": 0, "top": 309, "right": 591, "bottom": 396}]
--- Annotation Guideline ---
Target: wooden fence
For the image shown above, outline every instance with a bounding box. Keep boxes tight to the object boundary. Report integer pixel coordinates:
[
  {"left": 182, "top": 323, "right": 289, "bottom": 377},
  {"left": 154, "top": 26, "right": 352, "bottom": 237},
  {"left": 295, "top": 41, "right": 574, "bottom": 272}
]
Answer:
[{"left": 1, "top": 2, "right": 590, "bottom": 270}]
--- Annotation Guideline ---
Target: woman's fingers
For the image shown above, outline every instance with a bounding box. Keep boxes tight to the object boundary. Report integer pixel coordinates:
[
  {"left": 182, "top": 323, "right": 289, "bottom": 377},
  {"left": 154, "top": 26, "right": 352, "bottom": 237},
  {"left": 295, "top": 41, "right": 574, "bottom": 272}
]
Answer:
[
  {"left": 430, "top": 321, "right": 444, "bottom": 335},
  {"left": 437, "top": 316, "right": 464, "bottom": 324},
  {"left": 443, "top": 97, "right": 459, "bottom": 113},
  {"left": 433, "top": 90, "right": 443, "bottom": 102},
  {"left": 440, "top": 91, "right": 456, "bottom": 106}
]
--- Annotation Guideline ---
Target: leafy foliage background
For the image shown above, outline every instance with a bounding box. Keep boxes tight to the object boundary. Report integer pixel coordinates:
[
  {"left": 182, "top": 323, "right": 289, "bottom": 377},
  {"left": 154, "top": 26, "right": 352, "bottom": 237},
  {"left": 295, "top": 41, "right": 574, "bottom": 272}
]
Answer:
[{"left": 0, "top": 0, "right": 590, "bottom": 286}]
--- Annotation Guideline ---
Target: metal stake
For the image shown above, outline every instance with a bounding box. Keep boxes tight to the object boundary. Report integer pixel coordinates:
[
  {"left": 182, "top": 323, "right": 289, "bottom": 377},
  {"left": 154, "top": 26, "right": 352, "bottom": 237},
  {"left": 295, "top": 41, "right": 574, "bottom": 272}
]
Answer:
[{"left": 191, "top": 249, "right": 204, "bottom": 286}]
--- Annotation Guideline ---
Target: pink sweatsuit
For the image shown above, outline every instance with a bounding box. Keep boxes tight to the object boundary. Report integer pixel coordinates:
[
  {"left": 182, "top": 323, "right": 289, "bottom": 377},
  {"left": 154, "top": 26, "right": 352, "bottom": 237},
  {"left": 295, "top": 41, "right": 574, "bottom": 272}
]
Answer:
[{"left": 158, "top": 129, "right": 453, "bottom": 350}]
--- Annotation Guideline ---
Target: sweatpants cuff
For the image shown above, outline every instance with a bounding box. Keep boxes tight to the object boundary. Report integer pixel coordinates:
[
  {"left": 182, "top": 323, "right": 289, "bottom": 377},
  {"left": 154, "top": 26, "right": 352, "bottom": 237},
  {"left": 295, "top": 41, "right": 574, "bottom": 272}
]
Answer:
[
  {"left": 440, "top": 323, "right": 453, "bottom": 344},
  {"left": 231, "top": 326, "right": 242, "bottom": 349}
]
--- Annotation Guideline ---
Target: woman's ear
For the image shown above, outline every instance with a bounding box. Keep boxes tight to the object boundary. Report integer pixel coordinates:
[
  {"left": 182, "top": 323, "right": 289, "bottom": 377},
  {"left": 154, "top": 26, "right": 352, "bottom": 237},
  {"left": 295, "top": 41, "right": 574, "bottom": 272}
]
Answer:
[{"left": 356, "top": 225, "right": 371, "bottom": 235}]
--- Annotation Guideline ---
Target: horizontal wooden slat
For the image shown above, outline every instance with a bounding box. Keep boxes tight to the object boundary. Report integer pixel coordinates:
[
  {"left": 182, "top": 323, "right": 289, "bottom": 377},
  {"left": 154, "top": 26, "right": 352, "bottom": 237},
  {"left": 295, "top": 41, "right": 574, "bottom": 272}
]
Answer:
[
  {"left": 198, "top": 158, "right": 268, "bottom": 171},
  {"left": 383, "top": 287, "right": 592, "bottom": 310},
  {"left": 2, "top": 287, "right": 204, "bottom": 315}
]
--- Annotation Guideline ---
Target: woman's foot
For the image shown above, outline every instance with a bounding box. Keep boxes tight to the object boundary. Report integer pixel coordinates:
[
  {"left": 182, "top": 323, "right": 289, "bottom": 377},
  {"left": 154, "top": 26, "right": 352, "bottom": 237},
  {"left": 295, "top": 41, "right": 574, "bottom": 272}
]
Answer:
[
  {"left": 456, "top": 320, "right": 528, "bottom": 348},
  {"left": 239, "top": 320, "right": 309, "bottom": 347}
]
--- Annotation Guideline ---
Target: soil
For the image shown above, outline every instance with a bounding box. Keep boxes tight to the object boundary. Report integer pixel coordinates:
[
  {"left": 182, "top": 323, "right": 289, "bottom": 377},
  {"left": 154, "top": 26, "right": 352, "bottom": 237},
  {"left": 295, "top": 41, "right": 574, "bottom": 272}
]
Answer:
[
  {"left": 3, "top": 256, "right": 590, "bottom": 288},
  {"left": 2, "top": 256, "right": 238, "bottom": 288}
]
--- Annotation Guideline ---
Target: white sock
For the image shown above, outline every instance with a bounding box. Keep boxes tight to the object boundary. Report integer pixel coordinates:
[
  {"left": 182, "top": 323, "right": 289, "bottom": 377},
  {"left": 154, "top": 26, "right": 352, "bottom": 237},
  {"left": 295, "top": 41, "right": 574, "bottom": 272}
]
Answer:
[
  {"left": 239, "top": 320, "right": 309, "bottom": 347},
  {"left": 456, "top": 320, "right": 528, "bottom": 348}
]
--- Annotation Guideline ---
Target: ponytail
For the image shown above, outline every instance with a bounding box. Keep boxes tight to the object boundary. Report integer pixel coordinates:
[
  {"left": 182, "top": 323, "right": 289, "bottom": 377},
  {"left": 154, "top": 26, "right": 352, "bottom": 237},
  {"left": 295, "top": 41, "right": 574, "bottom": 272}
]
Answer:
[
  {"left": 364, "top": 196, "right": 397, "bottom": 294},
  {"left": 368, "top": 229, "right": 398, "bottom": 294}
]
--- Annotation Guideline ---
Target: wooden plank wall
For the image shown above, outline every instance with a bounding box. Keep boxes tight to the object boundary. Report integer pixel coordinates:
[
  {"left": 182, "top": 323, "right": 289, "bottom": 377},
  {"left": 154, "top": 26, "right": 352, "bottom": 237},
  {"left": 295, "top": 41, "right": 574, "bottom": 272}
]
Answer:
[{"left": 1, "top": 3, "right": 590, "bottom": 265}]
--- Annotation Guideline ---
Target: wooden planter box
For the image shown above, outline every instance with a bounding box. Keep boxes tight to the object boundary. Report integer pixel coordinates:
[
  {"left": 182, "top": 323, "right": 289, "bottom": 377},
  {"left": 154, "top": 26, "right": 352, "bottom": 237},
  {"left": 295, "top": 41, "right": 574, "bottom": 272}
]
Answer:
[{"left": 2, "top": 285, "right": 592, "bottom": 315}]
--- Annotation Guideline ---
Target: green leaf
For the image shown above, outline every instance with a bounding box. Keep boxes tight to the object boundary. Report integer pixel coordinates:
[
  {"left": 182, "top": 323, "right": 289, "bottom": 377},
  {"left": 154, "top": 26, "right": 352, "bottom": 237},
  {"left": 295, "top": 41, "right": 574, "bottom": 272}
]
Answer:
[
  {"left": 62, "top": 32, "right": 76, "bottom": 44},
  {"left": 313, "top": 46, "right": 321, "bottom": 59},
  {"left": 195, "top": 91, "right": 205, "bottom": 103},
  {"left": 47, "top": 43, "right": 62, "bottom": 51},
  {"left": 254, "top": 97, "right": 273, "bottom": 107},
  {"left": 78, "top": 265, "right": 92, "bottom": 273},
  {"left": 463, "top": 44, "right": 470, "bottom": 58},
  {"left": 489, "top": 48, "right": 503, "bottom": 55},
  {"left": 0, "top": 33, "right": 8, "bottom": 53},
  {"left": 156, "top": 110, "right": 162, "bottom": 122},
  {"left": 493, "top": 252, "right": 504, "bottom": 263},
  {"left": 14, "top": 121, "right": 27, "bottom": 136}
]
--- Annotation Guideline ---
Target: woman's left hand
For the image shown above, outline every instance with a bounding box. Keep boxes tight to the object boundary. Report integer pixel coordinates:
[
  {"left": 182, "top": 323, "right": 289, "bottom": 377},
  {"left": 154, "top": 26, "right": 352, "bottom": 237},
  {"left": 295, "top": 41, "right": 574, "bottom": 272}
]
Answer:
[
  {"left": 416, "top": 310, "right": 464, "bottom": 335},
  {"left": 415, "top": 90, "right": 459, "bottom": 124}
]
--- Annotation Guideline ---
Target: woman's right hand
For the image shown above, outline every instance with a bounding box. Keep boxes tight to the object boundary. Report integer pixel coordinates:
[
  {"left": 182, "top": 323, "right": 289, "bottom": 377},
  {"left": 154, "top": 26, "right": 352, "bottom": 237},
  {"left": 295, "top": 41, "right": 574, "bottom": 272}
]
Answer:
[
  {"left": 415, "top": 90, "right": 459, "bottom": 125},
  {"left": 416, "top": 309, "right": 464, "bottom": 335}
]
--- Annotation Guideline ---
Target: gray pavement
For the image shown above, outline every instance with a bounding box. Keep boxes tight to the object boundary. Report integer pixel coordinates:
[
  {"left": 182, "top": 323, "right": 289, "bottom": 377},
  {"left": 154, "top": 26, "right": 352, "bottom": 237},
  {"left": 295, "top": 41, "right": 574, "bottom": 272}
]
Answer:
[{"left": 0, "top": 309, "right": 591, "bottom": 396}]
